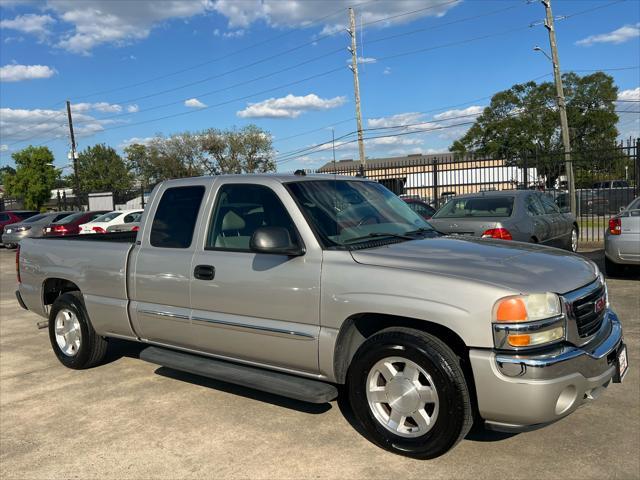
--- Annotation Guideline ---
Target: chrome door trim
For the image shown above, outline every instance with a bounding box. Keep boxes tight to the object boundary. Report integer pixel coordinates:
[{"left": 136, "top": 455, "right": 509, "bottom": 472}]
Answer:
[
  {"left": 139, "top": 309, "right": 190, "bottom": 321},
  {"left": 191, "top": 316, "right": 315, "bottom": 341}
]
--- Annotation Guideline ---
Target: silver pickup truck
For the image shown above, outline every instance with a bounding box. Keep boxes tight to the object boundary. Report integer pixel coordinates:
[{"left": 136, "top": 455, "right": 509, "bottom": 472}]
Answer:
[{"left": 16, "top": 174, "right": 628, "bottom": 459}]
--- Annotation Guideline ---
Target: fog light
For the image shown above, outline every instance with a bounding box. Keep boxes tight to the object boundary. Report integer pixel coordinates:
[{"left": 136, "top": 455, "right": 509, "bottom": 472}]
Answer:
[{"left": 555, "top": 385, "right": 578, "bottom": 415}]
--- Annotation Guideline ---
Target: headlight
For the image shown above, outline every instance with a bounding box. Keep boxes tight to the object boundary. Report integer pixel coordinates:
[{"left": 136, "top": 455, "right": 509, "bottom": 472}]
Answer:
[
  {"left": 16, "top": 226, "right": 31, "bottom": 232},
  {"left": 492, "top": 293, "right": 565, "bottom": 350}
]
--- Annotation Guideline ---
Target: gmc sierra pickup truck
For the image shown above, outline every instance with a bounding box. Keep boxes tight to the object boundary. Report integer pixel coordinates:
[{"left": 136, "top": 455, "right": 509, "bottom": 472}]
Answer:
[{"left": 16, "top": 174, "right": 628, "bottom": 459}]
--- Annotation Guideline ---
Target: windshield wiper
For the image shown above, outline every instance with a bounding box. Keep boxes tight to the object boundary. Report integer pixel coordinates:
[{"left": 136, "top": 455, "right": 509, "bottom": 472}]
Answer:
[{"left": 343, "top": 232, "right": 413, "bottom": 244}]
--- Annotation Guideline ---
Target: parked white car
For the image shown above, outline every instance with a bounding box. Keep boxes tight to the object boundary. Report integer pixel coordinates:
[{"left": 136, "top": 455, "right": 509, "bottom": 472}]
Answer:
[{"left": 79, "top": 210, "right": 143, "bottom": 234}]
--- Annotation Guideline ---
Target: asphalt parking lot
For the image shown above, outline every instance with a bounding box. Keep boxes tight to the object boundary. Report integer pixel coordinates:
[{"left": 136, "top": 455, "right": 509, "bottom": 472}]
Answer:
[{"left": 0, "top": 247, "right": 638, "bottom": 479}]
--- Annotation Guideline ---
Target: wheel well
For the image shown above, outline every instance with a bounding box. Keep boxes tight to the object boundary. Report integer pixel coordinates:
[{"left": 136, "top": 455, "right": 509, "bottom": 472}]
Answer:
[
  {"left": 332, "top": 313, "right": 468, "bottom": 384},
  {"left": 530, "top": 236, "right": 539, "bottom": 243},
  {"left": 573, "top": 222, "right": 579, "bottom": 233},
  {"left": 43, "top": 278, "right": 80, "bottom": 306}
]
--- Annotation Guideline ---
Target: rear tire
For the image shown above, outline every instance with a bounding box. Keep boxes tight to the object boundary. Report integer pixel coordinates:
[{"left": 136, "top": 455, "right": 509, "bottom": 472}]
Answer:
[
  {"left": 346, "top": 327, "right": 473, "bottom": 459},
  {"left": 48, "top": 292, "right": 108, "bottom": 369},
  {"left": 567, "top": 226, "right": 578, "bottom": 252}
]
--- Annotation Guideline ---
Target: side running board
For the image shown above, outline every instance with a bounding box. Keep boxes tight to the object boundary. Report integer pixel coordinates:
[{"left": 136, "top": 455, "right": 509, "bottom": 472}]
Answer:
[{"left": 139, "top": 346, "right": 338, "bottom": 404}]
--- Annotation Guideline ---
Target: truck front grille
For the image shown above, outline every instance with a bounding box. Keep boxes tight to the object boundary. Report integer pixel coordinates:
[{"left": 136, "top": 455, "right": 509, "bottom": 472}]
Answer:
[{"left": 571, "top": 283, "right": 607, "bottom": 337}]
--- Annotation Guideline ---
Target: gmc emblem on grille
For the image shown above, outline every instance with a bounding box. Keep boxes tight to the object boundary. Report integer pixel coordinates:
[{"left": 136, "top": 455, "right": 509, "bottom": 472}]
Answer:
[{"left": 594, "top": 296, "right": 606, "bottom": 314}]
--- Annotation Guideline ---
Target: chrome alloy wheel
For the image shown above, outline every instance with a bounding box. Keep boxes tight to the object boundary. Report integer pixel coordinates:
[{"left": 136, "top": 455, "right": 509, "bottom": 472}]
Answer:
[
  {"left": 54, "top": 308, "right": 82, "bottom": 356},
  {"left": 366, "top": 356, "right": 439, "bottom": 438},
  {"left": 571, "top": 228, "right": 578, "bottom": 252}
]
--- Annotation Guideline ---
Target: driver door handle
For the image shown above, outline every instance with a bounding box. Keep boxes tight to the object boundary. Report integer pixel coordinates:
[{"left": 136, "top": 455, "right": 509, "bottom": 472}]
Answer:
[{"left": 194, "top": 265, "right": 215, "bottom": 280}]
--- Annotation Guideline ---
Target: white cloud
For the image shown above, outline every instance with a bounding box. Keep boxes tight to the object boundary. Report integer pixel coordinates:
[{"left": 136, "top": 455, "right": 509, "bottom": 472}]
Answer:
[
  {"left": 212, "top": 0, "right": 460, "bottom": 31},
  {"left": 185, "top": 98, "right": 207, "bottom": 108},
  {"left": 0, "top": 13, "right": 55, "bottom": 38},
  {"left": 0, "top": 107, "right": 110, "bottom": 142},
  {"left": 576, "top": 23, "right": 640, "bottom": 46},
  {"left": 126, "top": 104, "right": 140, "bottom": 113},
  {"left": 346, "top": 57, "right": 377, "bottom": 65},
  {"left": 618, "top": 87, "right": 640, "bottom": 102},
  {"left": 214, "top": 28, "right": 245, "bottom": 38},
  {"left": 237, "top": 93, "right": 347, "bottom": 118},
  {"left": 119, "top": 136, "right": 154, "bottom": 149},
  {"left": 0, "top": 144, "right": 8, "bottom": 152},
  {"left": 72, "top": 102, "right": 122, "bottom": 113},
  {"left": 2, "top": 1, "right": 460, "bottom": 55},
  {"left": 383, "top": 67, "right": 392, "bottom": 75},
  {"left": 49, "top": 0, "right": 213, "bottom": 54},
  {"left": 368, "top": 112, "right": 425, "bottom": 129},
  {"left": 0, "top": 64, "right": 56, "bottom": 82},
  {"left": 433, "top": 105, "right": 484, "bottom": 121},
  {"left": 368, "top": 136, "right": 423, "bottom": 146}
]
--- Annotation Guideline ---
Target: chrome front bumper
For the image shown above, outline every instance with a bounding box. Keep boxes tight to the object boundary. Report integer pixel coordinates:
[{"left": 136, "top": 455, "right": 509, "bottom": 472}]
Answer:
[{"left": 469, "top": 310, "right": 624, "bottom": 432}]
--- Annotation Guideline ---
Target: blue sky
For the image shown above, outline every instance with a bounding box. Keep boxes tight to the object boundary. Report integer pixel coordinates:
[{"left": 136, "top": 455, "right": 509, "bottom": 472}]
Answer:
[{"left": 1, "top": 0, "right": 639, "bottom": 172}]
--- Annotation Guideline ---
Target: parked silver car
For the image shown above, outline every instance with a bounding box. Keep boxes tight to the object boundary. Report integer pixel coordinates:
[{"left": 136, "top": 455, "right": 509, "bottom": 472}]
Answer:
[
  {"left": 428, "top": 190, "right": 578, "bottom": 251},
  {"left": 605, "top": 196, "right": 640, "bottom": 275},
  {"left": 1, "top": 211, "right": 74, "bottom": 248}
]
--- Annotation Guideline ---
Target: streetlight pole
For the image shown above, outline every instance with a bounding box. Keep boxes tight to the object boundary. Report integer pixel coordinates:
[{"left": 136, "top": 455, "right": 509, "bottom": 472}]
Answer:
[
  {"left": 541, "top": 0, "right": 576, "bottom": 215},
  {"left": 347, "top": 7, "right": 366, "bottom": 172}
]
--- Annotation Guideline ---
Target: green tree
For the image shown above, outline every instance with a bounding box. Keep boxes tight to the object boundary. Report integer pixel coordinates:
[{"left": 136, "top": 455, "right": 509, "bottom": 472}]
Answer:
[
  {"left": 4, "top": 146, "right": 58, "bottom": 209},
  {"left": 77, "top": 144, "right": 133, "bottom": 194},
  {"left": 200, "top": 125, "right": 275, "bottom": 174},
  {"left": 0, "top": 166, "right": 16, "bottom": 185},
  {"left": 451, "top": 72, "right": 619, "bottom": 158}
]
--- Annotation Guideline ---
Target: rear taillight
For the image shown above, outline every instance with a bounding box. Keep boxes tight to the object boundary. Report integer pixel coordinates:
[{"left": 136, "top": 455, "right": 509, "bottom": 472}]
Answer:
[
  {"left": 482, "top": 228, "right": 513, "bottom": 240},
  {"left": 92, "top": 226, "right": 106, "bottom": 234},
  {"left": 609, "top": 218, "right": 621, "bottom": 235},
  {"left": 132, "top": 226, "right": 140, "bottom": 232},
  {"left": 16, "top": 244, "right": 21, "bottom": 284},
  {"left": 53, "top": 225, "right": 68, "bottom": 233}
]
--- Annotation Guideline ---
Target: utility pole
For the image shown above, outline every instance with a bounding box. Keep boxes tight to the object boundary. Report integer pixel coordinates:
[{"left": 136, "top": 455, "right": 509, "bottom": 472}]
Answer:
[
  {"left": 65, "top": 100, "right": 81, "bottom": 209},
  {"left": 542, "top": 0, "right": 575, "bottom": 215},
  {"left": 348, "top": 7, "right": 366, "bottom": 172}
]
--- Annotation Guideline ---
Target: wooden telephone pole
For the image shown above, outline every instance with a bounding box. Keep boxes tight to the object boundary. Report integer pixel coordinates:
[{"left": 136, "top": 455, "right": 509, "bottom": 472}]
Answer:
[
  {"left": 348, "top": 7, "right": 366, "bottom": 172},
  {"left": 542, "top": 0, "right": 575, "bottom": 214},
  {"left": 65, "top": 100, "right": 81, "bottom": 209}
]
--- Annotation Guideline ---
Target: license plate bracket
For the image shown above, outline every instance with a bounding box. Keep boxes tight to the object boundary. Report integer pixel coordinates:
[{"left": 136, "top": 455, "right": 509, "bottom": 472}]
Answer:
[{"left": 613, "top": 343, "right": 628, "bottom": 383}]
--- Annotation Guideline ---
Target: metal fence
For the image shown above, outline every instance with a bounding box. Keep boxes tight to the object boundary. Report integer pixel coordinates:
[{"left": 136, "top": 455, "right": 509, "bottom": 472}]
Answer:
[{"left": 309, "top": 139, "right": 639, "bottom": 243}]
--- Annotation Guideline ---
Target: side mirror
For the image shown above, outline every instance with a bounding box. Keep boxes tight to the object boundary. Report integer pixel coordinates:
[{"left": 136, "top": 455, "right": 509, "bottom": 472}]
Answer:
[
  {"left": 620, "top": 206, "right": 625, "bottom": 213},
  {"left": 250, "top": 226, "right": 304, "bottom": 256}
]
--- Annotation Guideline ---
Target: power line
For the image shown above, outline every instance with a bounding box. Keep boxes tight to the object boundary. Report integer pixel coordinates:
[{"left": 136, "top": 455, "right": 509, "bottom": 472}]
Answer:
[{"left": 274, "top": 107, "right": 640, "bottom": 165}]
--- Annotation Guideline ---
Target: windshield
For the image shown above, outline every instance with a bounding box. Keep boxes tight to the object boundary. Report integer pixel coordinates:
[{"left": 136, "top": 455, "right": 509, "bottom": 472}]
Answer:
[
  {"left": 23, "top": 213, "right": 48, "bottom": 223},
  {"left": 92, "top": 211, "right": 121, "bottom": 223},
  {"left": 287, "top": 180, "right": 433, "bottom": 247},
  {"left": 433, "top": 196, "right": 514, "bottom": 218}
]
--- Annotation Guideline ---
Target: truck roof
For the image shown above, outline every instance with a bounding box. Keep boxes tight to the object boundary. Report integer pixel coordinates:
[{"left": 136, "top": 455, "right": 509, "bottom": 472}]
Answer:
[{"left": 159, "top": 173, "right": 368, "bottom": 187}]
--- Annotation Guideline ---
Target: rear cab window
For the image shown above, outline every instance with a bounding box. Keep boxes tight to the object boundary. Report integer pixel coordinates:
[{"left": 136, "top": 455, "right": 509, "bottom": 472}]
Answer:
[
  {"left": 150, "top": 186, "right": 205, "bottom": 248},
  {"left": 433, "top": 196, "right": 514, "bottom": 218}
]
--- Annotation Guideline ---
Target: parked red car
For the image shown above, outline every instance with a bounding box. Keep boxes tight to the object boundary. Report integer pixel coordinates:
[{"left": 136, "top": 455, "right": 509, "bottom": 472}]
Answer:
[
  {"left": 0, "top": 210, "right": 39, "bottom": 236},
  {"left": 44, "top": 210, "right": 109, "bottom": 236},
  {"left": 402, "top": 198, "right": 437, "bottom": 220}
]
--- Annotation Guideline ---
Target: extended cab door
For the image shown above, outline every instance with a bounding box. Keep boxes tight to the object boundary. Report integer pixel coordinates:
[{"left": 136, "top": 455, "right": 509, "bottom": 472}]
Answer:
[
  {"left": 129, "top": 182, "right": 208, "bottom": 347},
  {"left": 189, "top": 179, "right": 321, "bottom": 373}
]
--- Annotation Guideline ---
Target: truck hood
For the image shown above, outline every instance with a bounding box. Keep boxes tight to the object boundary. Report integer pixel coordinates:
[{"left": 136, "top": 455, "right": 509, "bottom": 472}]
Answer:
[{"left": 350, "top": 237, "right": 597, "bottom": 294}]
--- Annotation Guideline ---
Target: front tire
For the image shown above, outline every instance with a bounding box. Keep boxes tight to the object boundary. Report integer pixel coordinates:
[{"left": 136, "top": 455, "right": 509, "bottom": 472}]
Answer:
[
  {"left": 347, "top": 328, "right": 473, "bottom": 459},
  {"left": 48, "top": 292, "right": 108, "bottom": 369}
]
